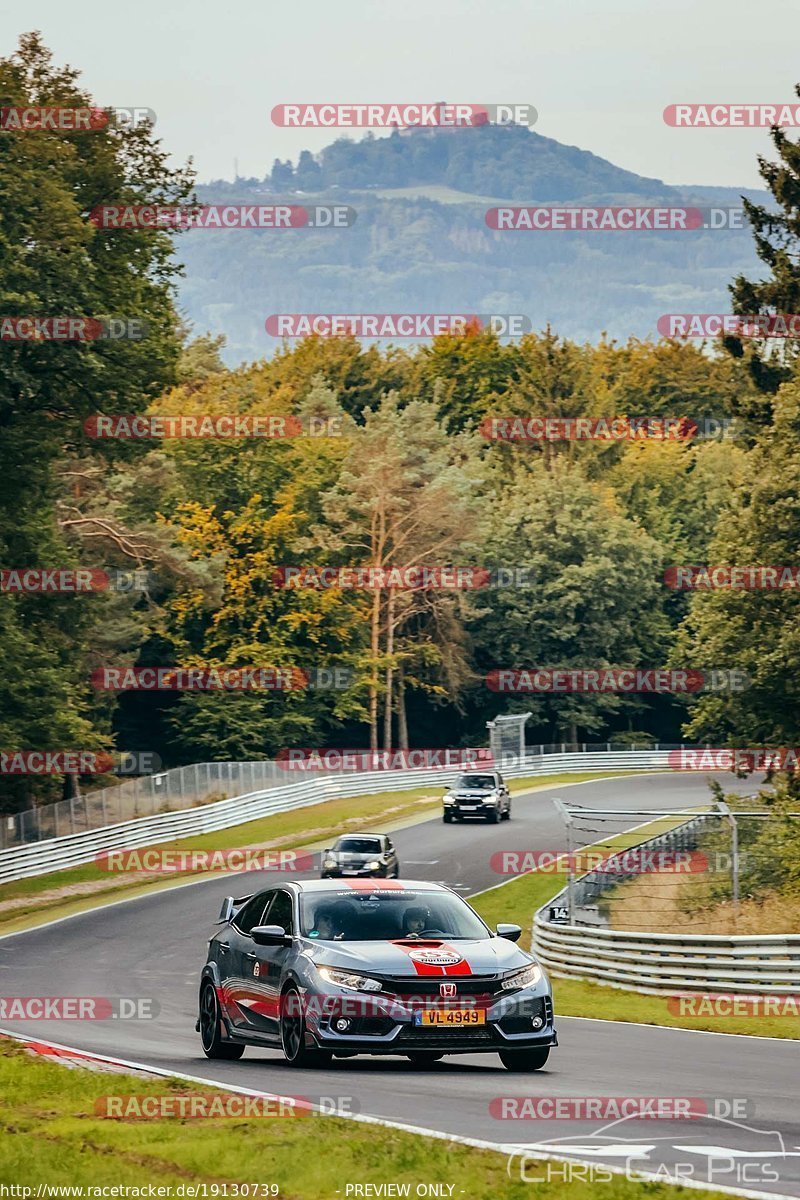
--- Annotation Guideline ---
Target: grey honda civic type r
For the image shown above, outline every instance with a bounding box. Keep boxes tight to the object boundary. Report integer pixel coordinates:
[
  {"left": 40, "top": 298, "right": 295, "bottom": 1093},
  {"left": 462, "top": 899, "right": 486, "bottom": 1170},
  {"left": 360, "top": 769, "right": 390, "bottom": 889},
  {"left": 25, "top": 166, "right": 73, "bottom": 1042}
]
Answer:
[{"left": 197, "top": 878, "right": 556, "bottom": 1070}]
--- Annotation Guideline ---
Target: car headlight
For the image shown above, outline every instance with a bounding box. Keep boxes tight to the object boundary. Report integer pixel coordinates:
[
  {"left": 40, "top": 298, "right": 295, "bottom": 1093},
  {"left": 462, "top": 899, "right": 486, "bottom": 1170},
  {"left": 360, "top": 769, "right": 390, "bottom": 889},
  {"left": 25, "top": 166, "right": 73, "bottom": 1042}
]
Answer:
[
  {"left": 443, "top": 795, "right": 454, "bottom": 804},
  {"left": 365, "top": 860, "right": 381, "bottom": 870},
  {"left": 318, "top": 967, "right": 383, "bottom": 992},
  {"left": 500, "top": 962, "right": 543, "bottom": 991},
  {"left": 323, "top": 857, "right": 337, "bottom": 869},
  {"left": 482, "top": 793, "right": 499, "bottom": 804}
]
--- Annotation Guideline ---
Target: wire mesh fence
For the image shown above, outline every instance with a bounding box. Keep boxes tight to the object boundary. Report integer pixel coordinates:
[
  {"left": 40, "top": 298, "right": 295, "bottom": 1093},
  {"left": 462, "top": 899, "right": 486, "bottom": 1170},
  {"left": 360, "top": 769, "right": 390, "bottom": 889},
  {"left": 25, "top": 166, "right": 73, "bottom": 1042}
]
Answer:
[{"left": 0, "top": 742, "right": 688, "bottom": 850}]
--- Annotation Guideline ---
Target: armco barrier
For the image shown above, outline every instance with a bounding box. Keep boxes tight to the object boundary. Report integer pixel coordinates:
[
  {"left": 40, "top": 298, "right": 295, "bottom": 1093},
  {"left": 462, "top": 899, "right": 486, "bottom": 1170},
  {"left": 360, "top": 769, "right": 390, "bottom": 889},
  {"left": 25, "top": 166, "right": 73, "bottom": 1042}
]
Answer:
[
  {"left": 0, "top": 749, "right": 669, "bottom": 885},
  {"left": 533, "top": 818, "right": 800, "bottom": 995}
]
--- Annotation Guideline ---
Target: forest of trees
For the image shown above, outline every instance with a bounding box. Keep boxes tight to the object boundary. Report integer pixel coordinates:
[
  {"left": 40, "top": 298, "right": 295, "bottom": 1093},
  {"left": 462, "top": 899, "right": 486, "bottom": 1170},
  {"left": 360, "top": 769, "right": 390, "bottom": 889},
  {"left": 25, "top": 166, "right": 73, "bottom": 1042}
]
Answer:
[{"left": 2, "top": 35, "right": 800, "bottom": 813}]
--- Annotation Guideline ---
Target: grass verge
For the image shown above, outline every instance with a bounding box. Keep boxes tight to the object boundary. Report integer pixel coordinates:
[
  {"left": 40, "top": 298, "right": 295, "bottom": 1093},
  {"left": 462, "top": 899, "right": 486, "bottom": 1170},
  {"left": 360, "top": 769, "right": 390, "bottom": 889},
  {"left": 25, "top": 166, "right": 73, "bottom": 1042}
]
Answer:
[
  {"left": 0, "top": 1036, "right": 723, "bottom": 1198},
  {"left": 0, "top": 771, "right": 634, "bottom": 937},
  {"left": 470, "top": 816, "right": 800, "bottom": 1040}
]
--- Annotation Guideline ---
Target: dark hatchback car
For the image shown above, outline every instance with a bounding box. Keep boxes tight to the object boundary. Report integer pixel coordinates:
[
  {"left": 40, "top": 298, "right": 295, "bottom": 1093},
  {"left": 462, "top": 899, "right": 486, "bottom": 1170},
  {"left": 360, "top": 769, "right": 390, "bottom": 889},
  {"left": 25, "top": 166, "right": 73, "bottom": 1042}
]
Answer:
[
  {"left": 197, "top": 879, "right": 556, "bottom": 1071},
  {"left": 321, "top": 833, "right": 399, "bottom": 879}
]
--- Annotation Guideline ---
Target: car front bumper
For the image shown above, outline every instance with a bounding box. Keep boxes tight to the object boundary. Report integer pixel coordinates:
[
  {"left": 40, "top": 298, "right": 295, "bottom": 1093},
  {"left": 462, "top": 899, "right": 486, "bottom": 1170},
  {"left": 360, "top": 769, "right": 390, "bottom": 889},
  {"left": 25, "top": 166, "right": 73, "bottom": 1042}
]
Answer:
[{"left": 302, "top": 983, "right": 556, "bottom": 1054}]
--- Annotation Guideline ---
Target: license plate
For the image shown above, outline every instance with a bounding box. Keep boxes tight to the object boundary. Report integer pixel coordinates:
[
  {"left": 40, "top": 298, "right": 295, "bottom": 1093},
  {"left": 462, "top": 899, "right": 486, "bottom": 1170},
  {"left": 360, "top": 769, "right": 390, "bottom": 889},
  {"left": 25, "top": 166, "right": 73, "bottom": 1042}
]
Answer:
[
  {"left": 413, "top": 1009, "right": 486, "bottom": 1026},
  {"left": 342, "top": 869, "right": 359, "bottom": 875},
  {"left": 460, "top": 805, "right": 478, "bottom": 811}
]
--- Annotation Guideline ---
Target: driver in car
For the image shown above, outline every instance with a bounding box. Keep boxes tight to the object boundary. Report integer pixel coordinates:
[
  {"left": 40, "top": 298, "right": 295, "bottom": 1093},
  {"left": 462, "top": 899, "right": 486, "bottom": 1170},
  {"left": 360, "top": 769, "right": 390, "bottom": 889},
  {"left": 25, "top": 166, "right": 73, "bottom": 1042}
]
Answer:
[
  {"left": 402, "top": 905, "right": 432, "bottom": 937},
  {"left": 309, "top": 902, "right": 351, "bottom": 940},
  {"left": 309, "top": 906, "right": 339, "bottom": 940}
]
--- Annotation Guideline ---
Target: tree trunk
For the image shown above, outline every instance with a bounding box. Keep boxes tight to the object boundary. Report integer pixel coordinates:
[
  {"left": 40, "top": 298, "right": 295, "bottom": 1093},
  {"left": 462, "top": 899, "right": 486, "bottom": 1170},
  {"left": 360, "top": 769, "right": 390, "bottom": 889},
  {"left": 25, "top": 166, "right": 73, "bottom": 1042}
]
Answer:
[
  {"left": 397, "top": 662, "right": 409, "bottom": 750},
  {"left": 369, "top": 590, "right": 381, "bottom": 752},
  {"left": 383, "top": 590, "right": 396, "bottom": 750}
]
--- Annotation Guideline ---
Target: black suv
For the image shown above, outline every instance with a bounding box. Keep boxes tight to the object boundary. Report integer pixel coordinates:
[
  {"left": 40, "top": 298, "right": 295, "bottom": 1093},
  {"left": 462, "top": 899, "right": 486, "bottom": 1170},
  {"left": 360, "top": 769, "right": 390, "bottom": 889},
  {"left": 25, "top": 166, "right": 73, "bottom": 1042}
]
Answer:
[{"left": 442, "top": 772, "right": 511, "bottom": 823}]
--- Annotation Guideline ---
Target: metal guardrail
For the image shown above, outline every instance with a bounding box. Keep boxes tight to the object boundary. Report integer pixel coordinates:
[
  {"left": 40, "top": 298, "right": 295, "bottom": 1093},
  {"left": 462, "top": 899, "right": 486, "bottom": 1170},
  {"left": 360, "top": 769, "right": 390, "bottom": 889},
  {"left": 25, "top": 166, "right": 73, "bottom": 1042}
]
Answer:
[
  {"left": 0, "top": 741, "right": 685, "bottom": 850},
  {"left": 533, "top": 817, "right": 800, "bottom": 994},
  {"left": 0, "top": 748, "right": 670, "bottom": 885}
]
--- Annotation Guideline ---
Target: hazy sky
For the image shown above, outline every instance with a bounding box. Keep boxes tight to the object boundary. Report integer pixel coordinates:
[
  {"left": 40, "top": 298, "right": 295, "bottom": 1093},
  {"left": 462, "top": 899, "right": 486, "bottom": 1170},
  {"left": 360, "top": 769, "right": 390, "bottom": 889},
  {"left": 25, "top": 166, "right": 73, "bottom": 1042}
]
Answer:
[{"left": 2, "top": 0, "right": 798, "bottom": 188}]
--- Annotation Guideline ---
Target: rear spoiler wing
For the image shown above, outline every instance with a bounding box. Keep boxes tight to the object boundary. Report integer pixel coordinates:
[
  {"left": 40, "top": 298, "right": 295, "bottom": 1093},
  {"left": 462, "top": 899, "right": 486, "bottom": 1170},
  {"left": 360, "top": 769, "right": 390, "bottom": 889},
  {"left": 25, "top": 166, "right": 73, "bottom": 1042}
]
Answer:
[{"left": 216, "top": 894, "right": 251, "bottom": 924}]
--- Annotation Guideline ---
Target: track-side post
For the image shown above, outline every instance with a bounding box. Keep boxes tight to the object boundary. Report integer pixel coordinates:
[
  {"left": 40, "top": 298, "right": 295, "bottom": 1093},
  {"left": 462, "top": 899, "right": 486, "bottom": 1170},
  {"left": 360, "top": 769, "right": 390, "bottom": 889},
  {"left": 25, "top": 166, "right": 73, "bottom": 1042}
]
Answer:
[
  {"left": 553, "top": 797, "right": 576, "bottom": 926},
  {"left": 716, "top": 799, "right": 740, "bottom": 922}
]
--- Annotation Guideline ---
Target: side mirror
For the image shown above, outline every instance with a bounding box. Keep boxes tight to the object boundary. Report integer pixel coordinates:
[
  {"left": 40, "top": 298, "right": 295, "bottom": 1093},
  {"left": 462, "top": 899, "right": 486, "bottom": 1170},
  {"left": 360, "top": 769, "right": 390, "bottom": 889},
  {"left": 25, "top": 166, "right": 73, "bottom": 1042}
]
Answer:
[
  {"left": 496, "top": 922, "right": 522, "bottom": 942},
  {"left": 251, "top": 924, "right": 291, "bottom": 946},
  {"left": 216, "top": 897, "right": 234, "bottom": 924}
]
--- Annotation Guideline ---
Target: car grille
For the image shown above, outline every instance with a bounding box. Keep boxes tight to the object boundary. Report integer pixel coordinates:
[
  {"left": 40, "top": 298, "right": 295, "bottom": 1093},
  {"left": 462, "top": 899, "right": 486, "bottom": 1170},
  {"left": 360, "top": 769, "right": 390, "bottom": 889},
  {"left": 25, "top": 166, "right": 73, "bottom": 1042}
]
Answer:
[
  {"left": 395, "top": 1025, "right": 495, "bottom": 1047},
  {"left": 378, "top": 975, "right": 502, "bottom": 997}
]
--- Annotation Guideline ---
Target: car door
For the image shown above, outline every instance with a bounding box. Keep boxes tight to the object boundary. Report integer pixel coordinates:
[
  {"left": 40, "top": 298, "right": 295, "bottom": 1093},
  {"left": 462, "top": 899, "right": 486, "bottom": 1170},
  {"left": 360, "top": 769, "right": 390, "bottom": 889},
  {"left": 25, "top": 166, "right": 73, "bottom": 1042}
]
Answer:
[
  {"left": 384, "top": 836, "right": 398, "bottom": 876},
  {"left": 496, "top": 773, "right": 509, "bottom": 813},
  {"left": 223, "top": 890, "right": 273, "bottom": 1033},
  {"left": 242, "top": 887, "right": 295, "bottom": 1039}
]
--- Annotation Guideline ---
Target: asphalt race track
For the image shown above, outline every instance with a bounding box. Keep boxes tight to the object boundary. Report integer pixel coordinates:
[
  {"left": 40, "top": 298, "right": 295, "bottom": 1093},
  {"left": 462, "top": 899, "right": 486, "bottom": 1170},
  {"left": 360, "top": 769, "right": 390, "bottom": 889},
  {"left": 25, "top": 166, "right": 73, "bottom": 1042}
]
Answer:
[{"left": 2, "top": 773, "right": 799, "bottom": 1197}]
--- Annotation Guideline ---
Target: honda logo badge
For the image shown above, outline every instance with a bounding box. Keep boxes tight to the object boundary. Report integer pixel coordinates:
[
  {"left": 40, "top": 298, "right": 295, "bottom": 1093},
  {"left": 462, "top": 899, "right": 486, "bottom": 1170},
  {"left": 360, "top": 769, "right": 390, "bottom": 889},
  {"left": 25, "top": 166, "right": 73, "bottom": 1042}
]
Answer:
[{"left": 439, "top": 982, "right": 457, "bottom": 997}]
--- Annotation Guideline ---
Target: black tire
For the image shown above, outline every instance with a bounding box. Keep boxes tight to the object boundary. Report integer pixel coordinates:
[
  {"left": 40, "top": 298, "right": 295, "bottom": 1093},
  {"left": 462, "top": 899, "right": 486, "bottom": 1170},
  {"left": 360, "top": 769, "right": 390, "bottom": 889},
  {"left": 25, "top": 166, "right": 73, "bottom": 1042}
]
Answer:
[
  {"left": 499, "top": 1047, "right": 550, "bottom": 1072},
  {"left": 487, "top": 807, "right": 500, "bottom": 824},
  {"left": 443, "top": 811, "right": 453, "bottom": 824},
  {"left": 503, "top": 804, "right": 511, "bottom": 821},
  {"left": 199, "top": 981, "right": 245, "bottom": 1060},
  {"left": 406, "top": 1052, "right": 444, "bottom": 1066},
  {"left": 280, "top": 986, "right": 332, "bottom": 1068}
]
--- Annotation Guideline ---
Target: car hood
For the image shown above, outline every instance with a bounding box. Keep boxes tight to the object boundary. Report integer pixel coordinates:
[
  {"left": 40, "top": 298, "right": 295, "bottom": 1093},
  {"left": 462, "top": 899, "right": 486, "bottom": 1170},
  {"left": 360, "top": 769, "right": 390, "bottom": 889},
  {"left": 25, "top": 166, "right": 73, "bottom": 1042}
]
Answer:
[
  {"left": 302, "top": 937, "right": 533, "bottom": 977},
  {"left": 449, "top": 789, "right": 495, "bottom": 798}
]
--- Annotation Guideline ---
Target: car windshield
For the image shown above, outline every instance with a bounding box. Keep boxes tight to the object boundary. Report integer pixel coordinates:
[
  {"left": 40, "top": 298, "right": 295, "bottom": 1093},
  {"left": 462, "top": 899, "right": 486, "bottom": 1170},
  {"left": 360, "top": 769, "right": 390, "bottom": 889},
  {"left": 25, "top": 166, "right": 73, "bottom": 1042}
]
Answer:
[
  {"left": 454, "top": 774, "right": 496, "bottom": 790},
  {"left": 333, "top": 837, "right": 382, "bottom": 853},
  {"left": 300, "top": 890, "right": 490, "bottom": 941}
]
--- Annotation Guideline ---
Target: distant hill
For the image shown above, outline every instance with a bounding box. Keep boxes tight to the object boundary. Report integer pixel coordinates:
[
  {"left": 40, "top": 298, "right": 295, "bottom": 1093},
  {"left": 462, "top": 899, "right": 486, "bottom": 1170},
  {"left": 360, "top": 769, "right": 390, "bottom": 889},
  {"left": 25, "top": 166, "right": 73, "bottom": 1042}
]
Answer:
[{"left": 177, "top": 125, "right": 768, "bottom": 364}]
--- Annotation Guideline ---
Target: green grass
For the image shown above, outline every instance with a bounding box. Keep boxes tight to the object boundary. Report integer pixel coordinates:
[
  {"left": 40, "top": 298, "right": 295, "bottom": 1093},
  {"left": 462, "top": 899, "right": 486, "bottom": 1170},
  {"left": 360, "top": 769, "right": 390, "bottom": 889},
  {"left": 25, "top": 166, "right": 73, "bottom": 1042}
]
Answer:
[
  {"left": 0, "top": 771, "right": 634, "bottom": 935},
  {"left": 470, "top": 815, "right": 800, "bottom": 1039},
  {"left": 0, "top": 1037, "right": 724, "bottom": 1197}
]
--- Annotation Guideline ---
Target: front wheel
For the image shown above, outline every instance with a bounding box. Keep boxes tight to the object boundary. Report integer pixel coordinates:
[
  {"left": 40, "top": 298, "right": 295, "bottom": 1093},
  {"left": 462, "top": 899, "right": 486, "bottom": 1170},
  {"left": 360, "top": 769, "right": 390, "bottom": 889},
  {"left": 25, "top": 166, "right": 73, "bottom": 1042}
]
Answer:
[
  {"left": 443, "top": 811, "right": 453, "bottom": 824},
  {"left": 499, "top": 1047, "right": 550, "bottom": 1072},
  {"left": 486, "top": 807, "right": 500, "bottom": 824},
  {"left": 280, "top": 986, "right": 332, "bottom": 1068},
  {"left": 199, "top": 981, "right": 245, "bottom": 1060}
]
